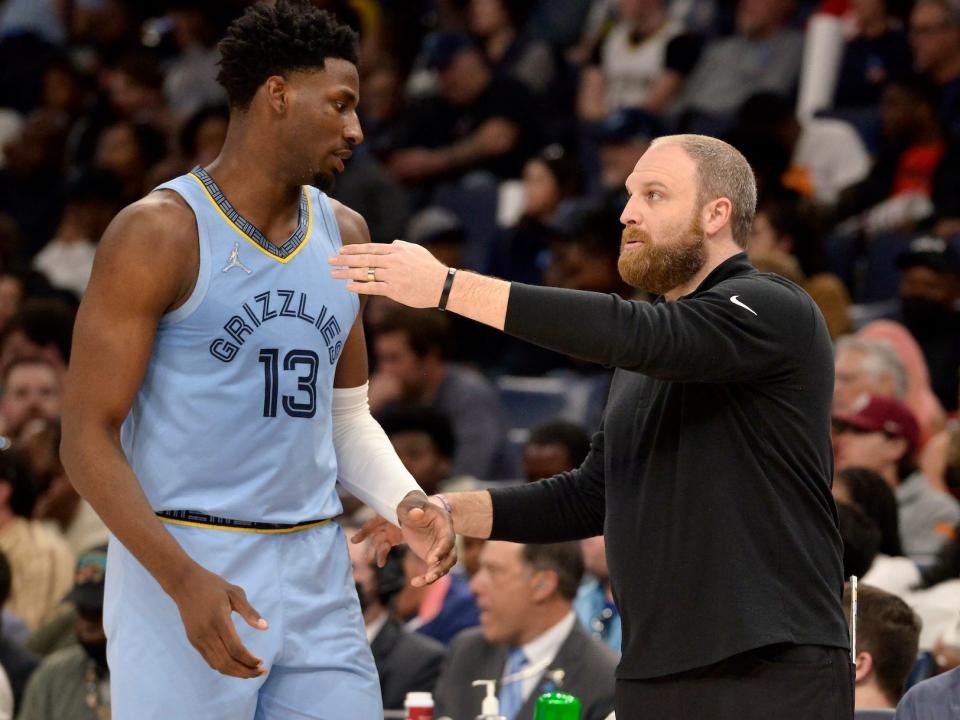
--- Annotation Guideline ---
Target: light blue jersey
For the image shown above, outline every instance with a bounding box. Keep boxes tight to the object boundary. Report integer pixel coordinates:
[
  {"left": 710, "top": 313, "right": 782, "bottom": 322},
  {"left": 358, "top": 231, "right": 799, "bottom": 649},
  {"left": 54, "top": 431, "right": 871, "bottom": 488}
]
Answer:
[
  {"left": 121, "top": 167, "right": 359, "bottom": 524},
  {"left": 107, "top": 169, "right": 380, "bottom": 720}
]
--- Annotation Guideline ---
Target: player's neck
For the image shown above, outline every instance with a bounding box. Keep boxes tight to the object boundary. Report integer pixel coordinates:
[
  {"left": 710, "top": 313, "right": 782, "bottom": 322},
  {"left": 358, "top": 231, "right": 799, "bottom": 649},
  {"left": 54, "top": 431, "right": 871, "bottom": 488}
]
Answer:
[{"left": 203, "top": 130, "right": 304, "bottom": 245}]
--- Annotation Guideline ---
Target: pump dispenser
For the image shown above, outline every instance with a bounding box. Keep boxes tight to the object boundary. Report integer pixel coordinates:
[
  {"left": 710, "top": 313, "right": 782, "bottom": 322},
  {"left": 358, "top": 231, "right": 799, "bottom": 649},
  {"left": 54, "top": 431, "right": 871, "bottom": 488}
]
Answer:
[{"left": 471, "top": 679, "right": 507, "bottom": 720}]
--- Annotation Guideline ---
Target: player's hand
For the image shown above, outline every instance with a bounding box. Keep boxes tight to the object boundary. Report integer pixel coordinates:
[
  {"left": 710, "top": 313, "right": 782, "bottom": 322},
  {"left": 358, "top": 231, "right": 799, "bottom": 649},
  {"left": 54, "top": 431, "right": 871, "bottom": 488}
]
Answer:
[
  {"left": 398, "top": 492, "right": 457, "bottom": 586},
  {"left": 169, "top": 564, "right": 268, "bottom": 679},
  {"left": 329, "top": 240, "right": 448, "bottom": 308}
]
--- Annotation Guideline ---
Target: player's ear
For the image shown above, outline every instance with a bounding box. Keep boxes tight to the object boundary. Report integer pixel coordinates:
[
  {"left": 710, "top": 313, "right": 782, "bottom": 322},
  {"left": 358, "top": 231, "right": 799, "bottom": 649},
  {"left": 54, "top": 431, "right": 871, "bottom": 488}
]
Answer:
[{"left": 264, "top": 75, "right": 289, "bottom": 115}]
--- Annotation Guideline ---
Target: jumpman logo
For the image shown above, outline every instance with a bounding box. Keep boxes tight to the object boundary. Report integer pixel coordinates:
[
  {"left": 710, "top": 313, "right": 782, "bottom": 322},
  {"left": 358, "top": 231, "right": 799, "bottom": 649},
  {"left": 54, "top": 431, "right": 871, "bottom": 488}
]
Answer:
[{"left": 222, "top": 242, "right": 252, "bottom": 274}]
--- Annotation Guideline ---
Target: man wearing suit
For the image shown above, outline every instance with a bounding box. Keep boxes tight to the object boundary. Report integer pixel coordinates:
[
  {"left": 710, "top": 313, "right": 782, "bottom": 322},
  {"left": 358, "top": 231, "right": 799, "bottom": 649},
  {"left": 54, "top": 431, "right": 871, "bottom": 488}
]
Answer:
[
  {"left": 347, "top": 528, "right": 445, "bottom": 711},
  {"left": 434, "top": 541, "right": 616, "bottom": 720}
]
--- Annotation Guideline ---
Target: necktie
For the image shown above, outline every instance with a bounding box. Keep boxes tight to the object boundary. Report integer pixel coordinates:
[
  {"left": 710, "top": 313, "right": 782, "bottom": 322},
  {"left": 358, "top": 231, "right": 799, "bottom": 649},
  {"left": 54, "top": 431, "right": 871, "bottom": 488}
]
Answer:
[{"left": 498, "top": 647, "right": 528, "bottom": 720}]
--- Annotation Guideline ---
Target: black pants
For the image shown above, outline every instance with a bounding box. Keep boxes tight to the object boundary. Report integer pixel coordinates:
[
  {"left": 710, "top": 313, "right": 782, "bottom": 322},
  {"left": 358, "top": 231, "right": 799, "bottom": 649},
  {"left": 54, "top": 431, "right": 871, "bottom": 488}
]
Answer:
[{"left": 616, "top": 644, "right": 854, "bottom": 720}]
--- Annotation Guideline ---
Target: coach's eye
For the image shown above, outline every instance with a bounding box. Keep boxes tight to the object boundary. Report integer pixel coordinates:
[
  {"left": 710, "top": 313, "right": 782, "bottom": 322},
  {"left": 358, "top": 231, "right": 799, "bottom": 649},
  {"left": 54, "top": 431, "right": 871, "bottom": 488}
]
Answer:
[{"left": 647, "top": 191, "right": 662, "bottom": 201}]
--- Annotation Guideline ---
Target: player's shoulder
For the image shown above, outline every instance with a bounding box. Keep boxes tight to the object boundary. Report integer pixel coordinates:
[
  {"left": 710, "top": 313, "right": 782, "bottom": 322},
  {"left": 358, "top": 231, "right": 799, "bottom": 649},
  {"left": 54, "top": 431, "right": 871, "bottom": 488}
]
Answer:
[
  {"left": 324, "top": 196, "right": 371, "bottom": 246},
  {"left": 101, "top": 189, "right": 197, "bottom": 254}
]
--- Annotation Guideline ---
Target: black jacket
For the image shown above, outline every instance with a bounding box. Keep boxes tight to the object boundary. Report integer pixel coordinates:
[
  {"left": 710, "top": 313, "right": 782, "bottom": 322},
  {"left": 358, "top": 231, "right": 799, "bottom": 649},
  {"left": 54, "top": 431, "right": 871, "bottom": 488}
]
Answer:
[
  {"left": 489, "top": 253, "right": 849, "bottom": 679},
  {"left": 371, "top": 617, "right": 445, "bottom": 711}
]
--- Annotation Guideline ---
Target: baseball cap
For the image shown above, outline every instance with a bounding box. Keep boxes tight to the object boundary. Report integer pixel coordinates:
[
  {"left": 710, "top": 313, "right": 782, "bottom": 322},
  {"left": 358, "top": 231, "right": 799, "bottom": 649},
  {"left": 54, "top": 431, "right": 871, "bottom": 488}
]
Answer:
[
  {"left": 594, "top": 108, "right": 664, "bottom": 145},
  {"left": 65, "top": 545, "right": 107, "bottom": 611},
  {"left": 895, "top": 236, "right": 960, "bottom": 275},
  {"left": 833, "top": 395, "right": 920, "bottom": 452},
  {"left": 423, "top": 32, "right": 477, "bottom": 70}
]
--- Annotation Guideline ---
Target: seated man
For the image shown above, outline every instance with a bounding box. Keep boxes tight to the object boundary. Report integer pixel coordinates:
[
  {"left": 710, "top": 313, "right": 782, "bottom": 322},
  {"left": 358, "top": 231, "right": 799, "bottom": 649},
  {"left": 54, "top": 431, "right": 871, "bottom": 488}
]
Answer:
[
  {"left": 434, "top": 541, "right": 616, "bottom": 720},
  {"left": 843, "top": 583, "right": 921, "bottom": 712},
  {"left": 895, "top": 666, "right": 960, "bottom": 719},
  {"left": 834, "top": 394, "right": 960, "bottom": 563},
  {"left": 346, "top": 527, "right": 444, "bottom": 712},
  {"left": 18, "top": 547, "right": 109, "bottom": 720}
]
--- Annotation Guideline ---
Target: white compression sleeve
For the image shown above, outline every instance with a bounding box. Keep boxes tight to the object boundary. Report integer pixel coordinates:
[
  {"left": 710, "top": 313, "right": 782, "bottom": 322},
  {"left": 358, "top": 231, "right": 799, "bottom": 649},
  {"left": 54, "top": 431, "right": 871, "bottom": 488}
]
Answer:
[{"left": 332, "top": 383, "right": 422, "bottom": 526}]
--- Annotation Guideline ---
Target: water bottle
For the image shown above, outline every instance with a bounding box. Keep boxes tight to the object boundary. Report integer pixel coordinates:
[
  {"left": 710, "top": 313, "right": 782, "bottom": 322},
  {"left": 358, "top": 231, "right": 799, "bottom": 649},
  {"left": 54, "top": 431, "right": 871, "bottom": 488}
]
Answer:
[{"left": 533, "top": 692, "right": 581, "bottom": 720}]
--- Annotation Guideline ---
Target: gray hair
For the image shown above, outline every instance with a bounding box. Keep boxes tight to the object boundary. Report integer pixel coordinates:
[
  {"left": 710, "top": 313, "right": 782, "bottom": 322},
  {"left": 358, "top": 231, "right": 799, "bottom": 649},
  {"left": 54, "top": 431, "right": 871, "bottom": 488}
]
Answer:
[
  {"left": 650, "top": 134, "right": 758, "bottom": 249},
  {"left": 835, "top": 337, "right": 908, "bottom": 400}
]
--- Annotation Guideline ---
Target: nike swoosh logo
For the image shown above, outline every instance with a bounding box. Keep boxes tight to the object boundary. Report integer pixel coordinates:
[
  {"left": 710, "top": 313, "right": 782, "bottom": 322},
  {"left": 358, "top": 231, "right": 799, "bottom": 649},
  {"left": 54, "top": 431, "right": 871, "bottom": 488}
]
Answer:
[{"left": 730, "top": 295, "right": 757, "bottom": 316}]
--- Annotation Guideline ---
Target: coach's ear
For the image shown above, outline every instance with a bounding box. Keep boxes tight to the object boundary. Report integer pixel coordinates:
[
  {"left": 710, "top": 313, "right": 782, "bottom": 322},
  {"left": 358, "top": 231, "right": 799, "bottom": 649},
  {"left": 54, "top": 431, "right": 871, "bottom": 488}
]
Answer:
[
  {"left": 702, "top": 197, "right": 732, "bottom": 240},
  {"left": 264, "top": 75, "right": 289, "bottom": 115}
]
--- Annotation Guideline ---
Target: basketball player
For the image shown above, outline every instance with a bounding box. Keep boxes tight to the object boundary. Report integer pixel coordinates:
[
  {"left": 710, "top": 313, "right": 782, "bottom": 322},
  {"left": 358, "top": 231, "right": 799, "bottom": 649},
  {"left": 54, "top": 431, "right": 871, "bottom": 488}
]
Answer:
[{"left": 60, "top": 3, "right": 455, "bottom": 718}]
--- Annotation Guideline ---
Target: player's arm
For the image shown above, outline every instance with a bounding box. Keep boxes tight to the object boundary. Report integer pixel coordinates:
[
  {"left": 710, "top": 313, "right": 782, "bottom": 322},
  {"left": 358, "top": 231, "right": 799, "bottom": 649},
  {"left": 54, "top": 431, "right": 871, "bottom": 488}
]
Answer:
[
  {"left": 330, "top": 201, "right": 455, "bottom": 585},
  {"left": 60, "top": 195, "right": 267, "bottom": 679}
]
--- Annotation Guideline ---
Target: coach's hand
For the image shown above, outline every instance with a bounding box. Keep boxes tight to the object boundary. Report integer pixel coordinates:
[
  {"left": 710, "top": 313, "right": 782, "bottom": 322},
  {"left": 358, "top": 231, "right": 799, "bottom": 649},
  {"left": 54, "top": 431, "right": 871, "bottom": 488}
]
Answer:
[
  {"left": 329, "top": 240, "right": 448, "bottom": 308},
  {"left": 170, "top": 565, "right": 268, "bottom": 679}
]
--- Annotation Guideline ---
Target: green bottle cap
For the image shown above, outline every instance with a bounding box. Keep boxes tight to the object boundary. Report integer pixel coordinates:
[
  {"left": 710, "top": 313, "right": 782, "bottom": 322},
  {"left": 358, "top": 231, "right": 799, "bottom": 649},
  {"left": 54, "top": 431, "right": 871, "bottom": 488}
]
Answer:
[{"left": 533, "top": 692, "right": 582, "bottom": 720}]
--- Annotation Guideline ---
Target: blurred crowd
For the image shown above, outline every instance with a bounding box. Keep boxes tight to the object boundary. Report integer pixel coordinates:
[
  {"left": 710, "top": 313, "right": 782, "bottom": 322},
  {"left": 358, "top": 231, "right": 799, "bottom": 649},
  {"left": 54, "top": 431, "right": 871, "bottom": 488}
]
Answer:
[{"left": 0, "top": 0, "right": 959, "bottom": 718}]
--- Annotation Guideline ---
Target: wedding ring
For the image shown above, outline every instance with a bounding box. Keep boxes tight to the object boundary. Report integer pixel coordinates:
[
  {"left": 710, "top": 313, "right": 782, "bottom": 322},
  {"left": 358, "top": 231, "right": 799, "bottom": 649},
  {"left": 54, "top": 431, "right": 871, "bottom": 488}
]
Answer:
[{"left": 367, "top": 267, "right": 376, "bottom": 282}]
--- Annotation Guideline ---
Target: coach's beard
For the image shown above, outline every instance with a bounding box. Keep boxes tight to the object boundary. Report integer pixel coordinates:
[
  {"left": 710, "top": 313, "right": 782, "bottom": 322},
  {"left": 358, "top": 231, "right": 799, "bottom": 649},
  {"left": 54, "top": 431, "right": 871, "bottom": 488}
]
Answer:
[{"left": 618, "top": 216, "right": 707, "bottom": 296}]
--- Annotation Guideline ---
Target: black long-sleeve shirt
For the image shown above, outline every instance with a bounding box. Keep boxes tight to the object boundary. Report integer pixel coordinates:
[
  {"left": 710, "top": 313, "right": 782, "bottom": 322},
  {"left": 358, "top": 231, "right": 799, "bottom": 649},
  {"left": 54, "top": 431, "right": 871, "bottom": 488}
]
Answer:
[{"left": 488, "top": 253, "right": 849, "bottom": 679}]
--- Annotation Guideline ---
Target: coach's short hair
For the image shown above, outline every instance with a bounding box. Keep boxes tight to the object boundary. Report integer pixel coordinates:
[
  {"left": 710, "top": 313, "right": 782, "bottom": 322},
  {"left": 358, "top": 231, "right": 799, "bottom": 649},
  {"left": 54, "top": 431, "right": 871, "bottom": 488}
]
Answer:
[{"left": 651, "top": 134, "right": 758, "bottom": 249}]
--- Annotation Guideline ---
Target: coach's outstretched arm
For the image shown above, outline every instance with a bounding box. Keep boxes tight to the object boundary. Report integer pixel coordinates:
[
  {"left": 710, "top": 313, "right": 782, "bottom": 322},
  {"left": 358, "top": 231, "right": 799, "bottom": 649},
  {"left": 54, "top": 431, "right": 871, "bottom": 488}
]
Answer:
[{"left": 61, "top": 195, "right": 268, "bottom": 680}]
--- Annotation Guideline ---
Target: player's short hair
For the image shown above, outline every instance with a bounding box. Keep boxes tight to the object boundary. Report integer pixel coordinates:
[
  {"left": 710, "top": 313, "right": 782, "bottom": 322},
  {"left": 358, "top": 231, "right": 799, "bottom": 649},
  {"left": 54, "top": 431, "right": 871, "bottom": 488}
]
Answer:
[
  {"left": 651, "top": 134, "right": 758, "bottom": 249},
  {"left": 842, "top": 583, "right": 921, "bottom": 704},
  {"left": 217, "top": 0, "right": 359, "bottom": 111}
]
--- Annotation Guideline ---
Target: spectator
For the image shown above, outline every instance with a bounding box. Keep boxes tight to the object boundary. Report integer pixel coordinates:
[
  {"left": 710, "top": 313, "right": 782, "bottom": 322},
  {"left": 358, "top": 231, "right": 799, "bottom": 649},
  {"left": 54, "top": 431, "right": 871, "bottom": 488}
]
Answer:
[
  {"left": 387, "top": 33, "right": 537, "bottom": 184},
  {"left": 0, "top": 110, "right": 69, "bottom": 258},
  {"left": 16, "top": 421, "right": 107, "bottom": 555},
  {"left": 0, "top": 550, "right": 38, "bottom": 714},
  {"left": 0, "top": 447, "right": 72, "bottom": 631},
  {"left": 593, "top": 108, "right": 661, "bottom": 208},
  {"left": 162, "top": 6, "right": 227, "bottom": 120},
  {"left": 31, "top": 168, "right": 123, "bottom": 297},
  {"left": 842, "top": 583, "right": 921, "bottom": 711},
  {"left": 836, "top": 500, "right": 920, "bottom": 596},
  {"left": 672, "top": 0, "right": 803, "bottom": 129},
  {"left": 0, "top": 298, "right": 75, "bottom": 378},
  {"left": 523, "top": 421, "right": 591, "bottom": 483},
  {"left": 346, "top": 529, "right": 445, "bottom": 712},
  {"left": 895, "top": 666, "right": 960, "bottom": 719},
  {"left": 859, "top": 319, "right": 949, "bottom": 444},
  {"left": 434, "top": 541, "right": 617, "bottom": 720},
  {"left": 909, "top": 0, "right": 960, "bottom": 136},
  {"left": 468, "top": 0, "right": 557, "bottom": 97},
  {"left": 834, "top": 394, "right": 960, "bottom": 562},
  {"left": 0, "top": 359, "right": 60, "bottom": 444},
  {"left": 489, "top": 145, "right": 582, "bottom": 286},
  {"left": 393, "top": 545, "right": 480, "bottom": 646},
  {"left": 545, "top": 206, "right": 633, "bottom": 297},
  {"left": 574, "top": 535, "right": 620, "bottom": 654},
  {"left": 177, "top": 104, "right": 229, "bottom": 168},
  {"left": 378, "top": 404, "right": 457, "bottom": 496},
  {"left": 405, "top": 207, "right": 467, "bottom": 272},
  {"left": 835, "top": 466, "right": 905, "bottom": 557},
  {"left": 888, "top": 236, "right": 960, "bottom": 412},
  {"left": 733, "top": 92, "right": 871, "bottom": 206},
  {"left": 371, "top": 307, "right": 506, "bottom": 479},
  {"left": 17, "top": 546, "right": 109, "bottom": 720},
  {"left": 93, "top": 120, "right": 167, "bottom": 204},
  {"left": 834, "top": 336, "right": 908, "bottom": 415},
  {"left": 576, "top": 0, "right": 680, "bottom": 122},
  {"left": 837, "top": 76, "right": 958, "bottom": 232},
  {"left": 748, "top": 193, "right": 824, "bottom": 275},
  {"left": 834, "top": 0, "right": 913, "bottom": 109}
]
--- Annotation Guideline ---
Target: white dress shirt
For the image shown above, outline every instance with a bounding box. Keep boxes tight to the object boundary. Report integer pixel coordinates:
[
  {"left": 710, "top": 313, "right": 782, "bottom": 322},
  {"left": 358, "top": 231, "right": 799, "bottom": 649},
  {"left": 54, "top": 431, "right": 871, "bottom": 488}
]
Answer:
[{"left": 501, "top": 612, "right": 577, "bottom": 706}]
